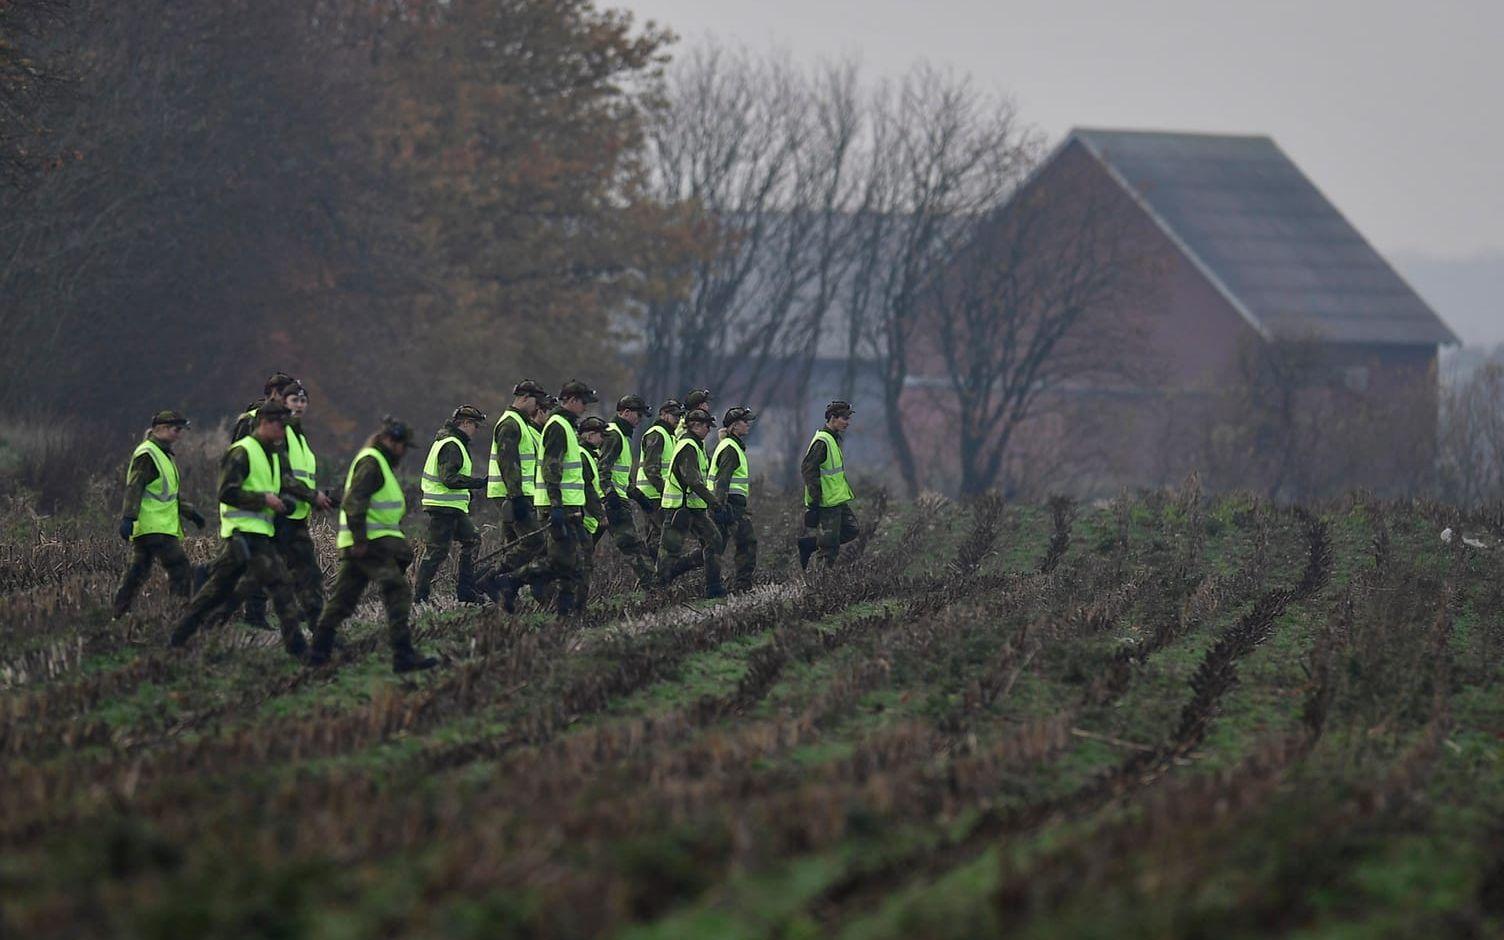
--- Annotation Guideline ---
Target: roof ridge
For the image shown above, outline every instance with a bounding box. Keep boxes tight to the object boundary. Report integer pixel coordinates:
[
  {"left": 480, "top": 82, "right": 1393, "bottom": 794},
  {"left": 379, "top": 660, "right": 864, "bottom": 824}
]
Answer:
[{"left": 1071, "top": 126, "right": 1274, "bottom": 143}]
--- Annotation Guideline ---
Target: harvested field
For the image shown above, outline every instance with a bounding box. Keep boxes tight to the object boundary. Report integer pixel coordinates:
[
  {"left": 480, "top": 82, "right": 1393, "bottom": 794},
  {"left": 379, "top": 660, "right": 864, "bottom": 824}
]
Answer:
[{"left": 4, "top": 487, "right": 1504, "bottom": 938}]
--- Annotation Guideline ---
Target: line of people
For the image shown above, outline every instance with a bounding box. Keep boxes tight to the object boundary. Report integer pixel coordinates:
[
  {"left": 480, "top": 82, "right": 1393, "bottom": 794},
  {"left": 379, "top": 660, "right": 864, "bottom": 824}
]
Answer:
[{"left": 113, "top": 373, "right": 861, "bottom": 673}]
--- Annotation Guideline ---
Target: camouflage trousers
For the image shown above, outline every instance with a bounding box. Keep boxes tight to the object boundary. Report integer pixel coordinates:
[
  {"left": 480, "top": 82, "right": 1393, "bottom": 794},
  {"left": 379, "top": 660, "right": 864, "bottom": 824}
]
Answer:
[
  {"left": 574, "top": 524, "right": 602, "bottom": 613},
  {"left": 717, "top": 499, "right": 758, "bottom": 591},
  {"left": 172, "top": 534, "right": 305, "bottom": 651},
  {"left": 242, "top": 518, "right": 325, "bottom": 626},
  {"left": 511, "top": 511, "right": 589, "bottom": 605},
  {"left": 640, "top": 502, "right": 664, "bottom": 558},
  {"left": 413, "top": 508, "right": 480, "bottom": 603},
  {"left": 656, "top": 507, "right": 725, "bottom": 593},
  {"left": 313, "top": 537, "right": 415, "bottom": 652},
  {"left": 493, "top": 497, "right": 546, "bottom": 573},
  {"left": 113, "top": 534, "right": 193, "bottom": 616},
  {"left": 800, "top": 503, "right": 860, "bottom": 567},
  {"left": 603, "top": 493, "right": 657, "bottom": 587}
]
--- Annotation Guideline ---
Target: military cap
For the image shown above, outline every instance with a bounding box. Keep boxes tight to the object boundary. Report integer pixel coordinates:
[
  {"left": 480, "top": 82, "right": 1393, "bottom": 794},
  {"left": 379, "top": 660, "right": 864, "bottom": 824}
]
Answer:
[
  {"left": 559, "top": 379, "right": 598, "bottom": 404},
  {"left": 616, "top": 394, "right": 648, "bottom": 414},
  {"left": 578, "top": 415, "right": 609, "bottom": 434},
  {"left": 512, "top": 378, "right": 548, "bottom": 399},
  {"left": 683, "top": 387, "right": 712, "bottom": 410},
  {"left": 723, "top": 406, "right": 757, "bottom": 426},
  {"left": 256, "top": 401, "right": 292, "bottom": 423},
  {"left": 380, "top": 415, "right": 413, "bottom": 444},
  {"left": 150, "top": 409, "right": 190, "bottom": 428},
  {"left": 658, "top": 398, "right": 685, "bottom": 418},
  {"left": 451, "top": 404, "right": 488, "bottom": 424},
  {"left": 825, "top": 400, "right": 855, "bottom": 419},
  {"left": 263, "top": 371, "right": 298, "bottom": 396},
  {"left": 684, "top": 408, "right": 715, "bottom": 427}
]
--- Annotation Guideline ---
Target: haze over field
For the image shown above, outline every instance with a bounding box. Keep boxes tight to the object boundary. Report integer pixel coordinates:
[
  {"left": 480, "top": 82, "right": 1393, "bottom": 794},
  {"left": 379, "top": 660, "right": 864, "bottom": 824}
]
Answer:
[{"left": 628, "top": 0, "right": 1504, "bottom": 344}]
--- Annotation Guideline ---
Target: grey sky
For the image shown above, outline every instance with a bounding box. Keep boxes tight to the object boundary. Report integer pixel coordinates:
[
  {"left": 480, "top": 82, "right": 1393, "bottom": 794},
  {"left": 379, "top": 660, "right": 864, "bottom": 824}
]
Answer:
[{"left": 625, "top": 0, "right": 1503, "bottom": 261}]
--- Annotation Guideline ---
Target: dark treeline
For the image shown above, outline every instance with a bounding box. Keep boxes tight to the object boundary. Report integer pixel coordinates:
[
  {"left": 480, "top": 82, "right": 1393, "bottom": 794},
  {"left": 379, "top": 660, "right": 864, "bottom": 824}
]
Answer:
[
  {"left": 1, "top": 0, "right": 685, "bottom": 446},
  {"left": 4, "top": 3, "right": 1148, "bottom": 501}
]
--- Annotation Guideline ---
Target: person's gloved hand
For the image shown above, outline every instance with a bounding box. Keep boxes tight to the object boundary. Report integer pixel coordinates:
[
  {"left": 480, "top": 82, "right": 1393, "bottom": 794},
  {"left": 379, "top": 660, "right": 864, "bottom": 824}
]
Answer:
[
  {"left": 549, "top": 506, "right": 567, "bottom": 535},
  {"left": 629, "top": 488, "right": 654, "bottom": 513},
  {"left": 511, "top": 495, "right": 534, "bottom": 523},
  {"left": 184, "top": 508, "right": 207, "bottom": 530},
  {"left": 714, "top": 505, "right": 733, "bottom": 527},
  {"left": 348, "top": 540, "right": 369, "bottom": 559},
  {"left": 118, "top": 517, "right": 135, "bottom": 541},
  {"left": 804, "top": 508, "right": 820, "bottom": 529}
]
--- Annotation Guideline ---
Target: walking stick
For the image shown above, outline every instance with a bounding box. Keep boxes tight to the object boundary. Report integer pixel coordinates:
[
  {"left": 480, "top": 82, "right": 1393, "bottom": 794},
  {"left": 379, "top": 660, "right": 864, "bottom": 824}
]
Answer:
[{"left": 473, "top": 529, "right": 539, "bottom": 567}]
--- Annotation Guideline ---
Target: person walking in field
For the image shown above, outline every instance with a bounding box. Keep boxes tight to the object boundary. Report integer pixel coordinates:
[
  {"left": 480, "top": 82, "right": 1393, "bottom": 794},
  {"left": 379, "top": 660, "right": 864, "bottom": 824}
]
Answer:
[
  {"left": 112, "top": 410, "right": 206, "bottom": 618},
  {"left": 711, "top": 406, "right": 758, "bottom": 592},
  {"left": 655, "top": 408, "right": 727, "bottom": 599},
  {"left": 308, "top": 417, "right": 439, "bottom": 673},
  {"left": 597, "top": 394, "right": 657, "bottom": 589},
  {"left": 413, "top": 404, "right": 490, "bottom": 606},
  {"left": 634, "top": 398, "right": 683, "bottom": 557},
  {"left": 798, "top": 400, "right": 859, "bottom": 570},
  {"left": 168, "top": 402, "right": 311, "bottom": 659},
  {"left": 239, "top": 380, "right": 334, "bottom": 629},
  {"left": 480, "top": 380, "right": 599, "bottom": 618},
  {"left": 486, "top": 379, "right": 549, "bottom": 572},
  {"left": 575, "top": 414, "right": 611, "bottom": 613}
]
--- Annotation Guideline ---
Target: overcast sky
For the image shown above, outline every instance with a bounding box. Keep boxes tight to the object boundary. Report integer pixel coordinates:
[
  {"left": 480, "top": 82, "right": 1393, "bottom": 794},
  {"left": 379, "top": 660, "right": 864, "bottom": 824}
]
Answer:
[{"left": 624, "top": 0, "right": 1503, "bottom": 262}]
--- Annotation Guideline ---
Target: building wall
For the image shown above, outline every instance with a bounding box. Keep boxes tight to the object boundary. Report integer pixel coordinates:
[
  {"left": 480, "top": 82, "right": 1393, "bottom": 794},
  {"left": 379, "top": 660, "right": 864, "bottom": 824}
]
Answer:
[{"left": 894, "top": 141, "right": 1443, "bottom": 498}]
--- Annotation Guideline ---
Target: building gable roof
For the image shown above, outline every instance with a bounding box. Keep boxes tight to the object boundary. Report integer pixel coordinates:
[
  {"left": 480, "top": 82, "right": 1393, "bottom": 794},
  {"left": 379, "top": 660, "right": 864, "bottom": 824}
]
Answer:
[{"left": 1070, "top": 128, "right": 1458, "bottom": 346}]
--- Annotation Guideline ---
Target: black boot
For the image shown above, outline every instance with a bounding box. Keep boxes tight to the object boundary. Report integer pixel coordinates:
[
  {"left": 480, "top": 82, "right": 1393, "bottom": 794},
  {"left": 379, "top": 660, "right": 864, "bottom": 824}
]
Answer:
[
  {"left": 555, "top": 591, "right": 574, "bottom": 620},
  {"left": 391, "top": 640, "right": 439, "bottom": 674},
  {"left": 281, "top": 621, "right": 308, "bottom": 659},
  {"left": 495, "top": 573, "right": 520, "bottom": 614},
  {"left": 473, "top": 569, "right": 496, "bottom": 602},
  {"left": 456, "top": 556, "right": 482, "bottom": 604},
  {"left": 454, "top": 577, "right": 484, "bottom": 605},
  {"left": 306, "top": 627, "right": 336, "bottom": 667},
  {"left": 797, "top": 536, "right": 817, "bottom": 571},
  {"left": 241, "top": 590, "right": 272, "bottom": 631},
  {"left": 706, "top": 581, "right": 727, "bottom": 600},
  {"left": 167, "top": 617, "right": 198, "bottom": 649}
]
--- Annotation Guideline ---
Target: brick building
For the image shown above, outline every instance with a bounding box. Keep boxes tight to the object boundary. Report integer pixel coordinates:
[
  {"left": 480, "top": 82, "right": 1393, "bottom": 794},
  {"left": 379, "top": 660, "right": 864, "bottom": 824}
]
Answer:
[{"left": 903, "top": 128, "right": 1460, "bottom": 497}]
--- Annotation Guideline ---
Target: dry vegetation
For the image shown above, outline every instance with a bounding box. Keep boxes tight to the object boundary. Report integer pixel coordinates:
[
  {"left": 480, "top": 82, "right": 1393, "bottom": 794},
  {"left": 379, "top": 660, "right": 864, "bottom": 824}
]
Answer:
[{"left": 3, "top": 481, "right": 1504, "bottom": 938}]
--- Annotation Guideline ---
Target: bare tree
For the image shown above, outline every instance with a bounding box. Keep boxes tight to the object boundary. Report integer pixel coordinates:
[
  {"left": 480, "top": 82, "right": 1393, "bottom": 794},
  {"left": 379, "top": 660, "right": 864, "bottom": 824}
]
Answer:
[
  {"left": 1437, "top": 359, "right": 1504, "bottom": 506},
  {"left": 639, "top": 44, "right": 872, "bottom": 428},
  {"left": 924, "top": 148, "right": 1154, "bottom": 496},
  {"left": 849, "top": 66, "right": 1036, "bottom": 495}
]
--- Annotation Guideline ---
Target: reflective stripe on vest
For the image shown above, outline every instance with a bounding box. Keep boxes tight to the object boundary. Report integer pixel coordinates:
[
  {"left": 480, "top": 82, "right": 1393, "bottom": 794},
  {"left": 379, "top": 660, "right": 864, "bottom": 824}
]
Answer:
[
  {"left": 283, "top": 424, "right": 317, "bottom": 522},
  {"left": 337, "top": 447, "right": 405, "bottom": 547},
  {"left": 421, "top": 435, "right": 473, "bottom": 513},
  {"left": 662, "top": 437, "right": 709, "bottom": 510},
  {"left": 603, "top": 423, "right": 633, "bottom": 496},
  {"left": 131, "top": 438, "right": 181, "bottom": 539},
  {"left": 634, "top": 423, "right": 673, "bottom": 498},
  {"left": 804, "top": 429, "right": 853, "bottom": 508},
  {"left": 532, "top": 414, "right": 587, "bottom": 508},
  {"left": 486, "top": 410, "right": 538, "bottom": 499},
  {"left": 711, "top": 435, "right": 751, "bottom": 498},
  {"left": 582, "top": 449, "right": 603, "bottom": 534},
  {"left": 219, "top": 437, "right": 280, "bottom": 537}
]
